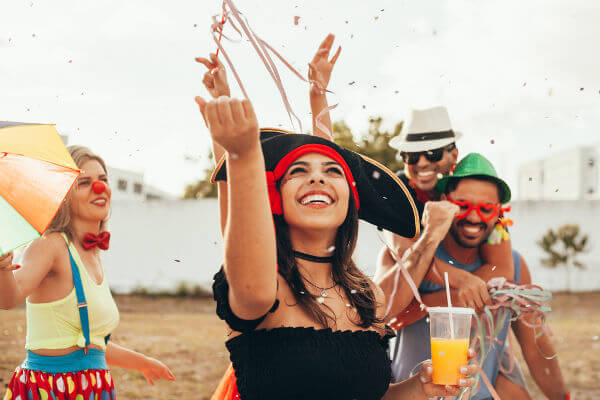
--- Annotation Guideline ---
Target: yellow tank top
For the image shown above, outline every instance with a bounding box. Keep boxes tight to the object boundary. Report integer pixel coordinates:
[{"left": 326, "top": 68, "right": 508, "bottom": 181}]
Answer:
[{"left": 25, "top": 234, "right": 120, "bottom": 351}]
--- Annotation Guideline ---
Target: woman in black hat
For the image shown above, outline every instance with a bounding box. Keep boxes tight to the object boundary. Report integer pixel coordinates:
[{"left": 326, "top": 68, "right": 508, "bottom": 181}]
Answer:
[{"left": 194, "top": 85, "right": 477, "bottom": 399}]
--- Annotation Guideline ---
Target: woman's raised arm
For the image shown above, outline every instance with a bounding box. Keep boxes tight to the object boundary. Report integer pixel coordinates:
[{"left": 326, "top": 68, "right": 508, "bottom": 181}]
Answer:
[{"left": 196, "top": 96, "right": 277, "bottom": 320}]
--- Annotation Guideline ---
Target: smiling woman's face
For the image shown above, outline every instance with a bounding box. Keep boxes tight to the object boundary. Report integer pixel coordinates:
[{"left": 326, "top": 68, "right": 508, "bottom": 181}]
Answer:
[
  {"left": 279, "top": 152, "right": 350, "bottom": 231},
  {"left": 70, "top": 159, "right": 111, "bottom": 222}
]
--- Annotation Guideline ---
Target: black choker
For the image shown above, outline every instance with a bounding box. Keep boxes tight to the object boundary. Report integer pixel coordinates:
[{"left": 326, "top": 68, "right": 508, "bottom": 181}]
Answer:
[{"left": 293, "top": 250, "right": 334, "bottom": 263}]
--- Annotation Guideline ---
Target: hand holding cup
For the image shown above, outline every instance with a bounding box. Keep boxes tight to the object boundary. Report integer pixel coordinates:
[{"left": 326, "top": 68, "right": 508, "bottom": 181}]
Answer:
[{"left": 417, "top": 348, "right": 477, "bottom": 398}]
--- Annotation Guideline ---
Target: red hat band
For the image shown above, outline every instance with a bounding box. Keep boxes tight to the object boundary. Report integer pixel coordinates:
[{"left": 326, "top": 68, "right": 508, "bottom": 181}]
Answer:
[{"left": 265, "top": 144, "right": 360, "bottom": 215}]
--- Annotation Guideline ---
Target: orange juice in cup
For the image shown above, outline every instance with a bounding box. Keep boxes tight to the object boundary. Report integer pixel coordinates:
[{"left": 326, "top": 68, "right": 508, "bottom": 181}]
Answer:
[{"left": 428, "top": 306, "right": 474, "bottom": 385}]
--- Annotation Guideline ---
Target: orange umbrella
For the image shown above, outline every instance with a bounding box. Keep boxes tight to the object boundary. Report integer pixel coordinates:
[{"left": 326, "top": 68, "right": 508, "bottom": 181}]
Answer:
[{"left": 0, "top": 123, "right": 80, "bottom": 256}]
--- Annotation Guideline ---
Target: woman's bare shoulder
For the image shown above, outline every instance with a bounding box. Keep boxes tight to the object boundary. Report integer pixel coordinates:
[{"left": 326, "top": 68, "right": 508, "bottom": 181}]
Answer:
[{"left": 24, "top": 233, "right": 67, "bottom": 260}]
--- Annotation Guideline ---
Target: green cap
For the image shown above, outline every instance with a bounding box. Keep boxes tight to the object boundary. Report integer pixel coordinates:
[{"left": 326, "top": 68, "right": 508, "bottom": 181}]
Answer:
[{"left": 436, "top": 153, "right": 511, "bottom": 203}]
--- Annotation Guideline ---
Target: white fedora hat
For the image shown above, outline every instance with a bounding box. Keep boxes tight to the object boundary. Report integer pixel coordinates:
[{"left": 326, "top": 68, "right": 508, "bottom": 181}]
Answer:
[{"left": 389, "top": 106, "right": 462, "bottom": 152}]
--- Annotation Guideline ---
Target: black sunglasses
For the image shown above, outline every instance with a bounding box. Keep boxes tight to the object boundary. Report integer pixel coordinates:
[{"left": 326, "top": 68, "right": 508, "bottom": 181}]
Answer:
[{"left": 401, "top": 143, "right": 456, "bottom": 165}]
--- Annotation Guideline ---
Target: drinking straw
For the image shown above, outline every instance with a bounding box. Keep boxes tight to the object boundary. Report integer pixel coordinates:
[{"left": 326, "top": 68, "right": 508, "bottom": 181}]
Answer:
[{"left": 444, "top": 272, "right": 455, "bottom": 339}]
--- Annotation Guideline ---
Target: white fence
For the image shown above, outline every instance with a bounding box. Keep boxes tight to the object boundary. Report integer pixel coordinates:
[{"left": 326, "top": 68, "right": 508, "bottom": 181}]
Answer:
[{"left": 102, "top": 199, "right": 600, "bottom": 293}]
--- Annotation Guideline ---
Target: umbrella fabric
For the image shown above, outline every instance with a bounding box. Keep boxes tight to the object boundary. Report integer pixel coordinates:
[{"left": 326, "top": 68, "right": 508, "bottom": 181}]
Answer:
[{"left": 0, "top": 124, "right": 79, "bottom": 256}]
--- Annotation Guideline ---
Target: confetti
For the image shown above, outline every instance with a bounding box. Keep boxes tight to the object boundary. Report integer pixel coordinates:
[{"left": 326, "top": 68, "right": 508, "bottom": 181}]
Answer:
[
  {"left": 492, "top": 265, "right": 497, "bottom": 271},
  {"left": 545, "top": 368, "right": 550, "bottom": 375},
  {"left": 346, "top": 303, "right": 351, "bottom": 307},
  {"left": 231, "top": 153, "right": 239, "bottom": 160},
  {"left": 294, "top": 16, "right": 300, "bottom": 25},
  {"left": 299, "top": 291, "right": 305, "bottom": 294},
  {"left": 317, "top": 297, "right": 325, "bottom": 304},
  {"left": 439, "top": 350, "right": 445, "bottom": 356},
  {"left": 327, "top": 246, "right": 336, "bottom": 253},
  {"left": 372, "top": 171, "right": 380, "bottom": 179},
  {"left": 448, "top": 260, "right": 454, "bottom": 265},
  {"left": 593, "top": 335, "right": 599, "bottom": 341},
  {"left": 350, "top": 289, "right": 357, "bottom": 294}
]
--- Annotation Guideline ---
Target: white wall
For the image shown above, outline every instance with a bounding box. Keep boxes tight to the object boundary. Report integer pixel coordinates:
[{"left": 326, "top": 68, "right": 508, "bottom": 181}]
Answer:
[
  {"left": 102, "top": 199, "right": 600, "bottom": 293},
  {"left": 518, "top": 161, "right": 543, "bottom": 200},
  {"left": 509, "top": 200, "right": 600, "bottom": 292},
  {"left": 107, "top": 167, "right": 146, "bottom": 202},
  {"left": 541, "top": 148, "right": 581, "bottom": 200},
  {"left": 517, "top": 145, "right": 600, "bottom": 201},
  {"left": 103, "top": 199, "right": 223, "bottom": 292}
]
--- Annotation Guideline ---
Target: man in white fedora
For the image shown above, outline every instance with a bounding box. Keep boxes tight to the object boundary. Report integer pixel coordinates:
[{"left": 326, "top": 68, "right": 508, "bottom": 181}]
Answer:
[
  {"left": 388, "top": 106, "right": 460, "bottom": 203},
  {"left": 375, "top": 107, "right": 461, "bottom": 294}
]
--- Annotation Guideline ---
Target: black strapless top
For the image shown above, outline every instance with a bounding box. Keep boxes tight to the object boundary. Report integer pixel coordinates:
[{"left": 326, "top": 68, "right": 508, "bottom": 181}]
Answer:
[{"left": 213, "top": 268, "right": 393, "bottom": 400}]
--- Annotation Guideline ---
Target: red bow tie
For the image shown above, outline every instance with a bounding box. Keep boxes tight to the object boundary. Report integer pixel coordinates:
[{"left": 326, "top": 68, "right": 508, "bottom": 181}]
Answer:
[{"left": 82, "top": 232, "right": 111, "bottom": 250}]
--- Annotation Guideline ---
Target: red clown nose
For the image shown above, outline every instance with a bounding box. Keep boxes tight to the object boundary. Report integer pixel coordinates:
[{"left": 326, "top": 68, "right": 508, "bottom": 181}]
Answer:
[{"left": 91, "top": 181, "right": 106, "bottom": 194}]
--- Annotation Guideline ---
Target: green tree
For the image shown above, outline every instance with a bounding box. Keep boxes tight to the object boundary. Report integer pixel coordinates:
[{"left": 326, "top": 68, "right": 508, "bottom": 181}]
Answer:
[
  {"left": 183, "top": 116, "right": 404, "bottom": 198},
  {"left": 537, "top": 224, "right": 589, "bottom": 291},
  {"left": 183, "top": 151, "right": 218, "bottom": 199},
  {"left": 334, "top": 117, "right": 404, "bottom": 174}
]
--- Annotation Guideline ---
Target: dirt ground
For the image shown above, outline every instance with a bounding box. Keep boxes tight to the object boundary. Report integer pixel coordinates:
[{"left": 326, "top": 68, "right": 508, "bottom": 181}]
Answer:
[{"left": 1, "top": 292, "right": 598, "bottom": 399}]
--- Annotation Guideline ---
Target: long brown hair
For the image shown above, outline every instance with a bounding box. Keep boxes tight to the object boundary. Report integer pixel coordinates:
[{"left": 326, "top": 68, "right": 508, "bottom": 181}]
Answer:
[
  {"left": 274, "top": 193, "right": 384, "bottom": 331},
  {"left": 46, "top": 145, "right": 109, "bottom": 242}
]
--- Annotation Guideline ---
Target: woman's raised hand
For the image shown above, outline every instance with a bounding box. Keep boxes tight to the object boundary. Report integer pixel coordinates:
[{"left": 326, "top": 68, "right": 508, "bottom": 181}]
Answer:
[
  {"left": 196, "top": 53, "right": 231, "bottom": 99},
  {"left": 195, "top": 96, "right": 259, "bottom": 157},
  {"left": 308, "top": 33, "right": 341, "bottom": 96}
]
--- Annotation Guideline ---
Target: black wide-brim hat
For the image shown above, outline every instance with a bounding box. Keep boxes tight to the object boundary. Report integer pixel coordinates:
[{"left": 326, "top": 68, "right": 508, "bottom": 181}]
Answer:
[{"left": 211, "top": 128, "right": 420, "bottom": 239}]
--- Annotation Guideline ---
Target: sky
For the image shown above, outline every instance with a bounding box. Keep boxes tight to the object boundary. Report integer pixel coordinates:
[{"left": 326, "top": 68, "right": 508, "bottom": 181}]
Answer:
[{"left": 1, "top": 0, "right": 599, "bottom": 197}]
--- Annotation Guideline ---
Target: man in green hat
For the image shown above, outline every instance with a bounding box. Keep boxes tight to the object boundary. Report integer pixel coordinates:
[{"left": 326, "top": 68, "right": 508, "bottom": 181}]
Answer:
[
  {"left": 375, "top": 130, "right": 517, "bottom": 328},
  {"left": 389, "top": 153, "right": 568, "bottom": 399}
]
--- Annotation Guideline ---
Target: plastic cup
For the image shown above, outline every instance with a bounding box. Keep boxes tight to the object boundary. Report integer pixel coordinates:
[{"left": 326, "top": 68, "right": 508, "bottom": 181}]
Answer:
[{"left": 428, "top": 306, "right": 475, "bottom": 385}]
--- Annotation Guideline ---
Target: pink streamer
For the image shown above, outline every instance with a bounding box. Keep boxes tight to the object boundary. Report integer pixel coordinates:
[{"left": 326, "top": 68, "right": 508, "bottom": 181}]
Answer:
[
  {"left": 381, "top": 240, "right": 426, "bottom": 318},
  {"left": 209, "top": 0, "right": 336, "bottom": 138}
]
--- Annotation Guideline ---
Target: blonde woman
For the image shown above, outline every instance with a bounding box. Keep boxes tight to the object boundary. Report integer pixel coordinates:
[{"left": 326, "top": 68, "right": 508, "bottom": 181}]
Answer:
[{"left": 1, "top": 146, "right": 174, "bottom": 400}]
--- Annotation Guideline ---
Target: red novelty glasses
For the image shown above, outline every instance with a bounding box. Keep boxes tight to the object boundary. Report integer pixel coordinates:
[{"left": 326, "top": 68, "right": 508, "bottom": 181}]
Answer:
[{"left": 446, "top": 195, "right": 502, "bottom": 223}]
